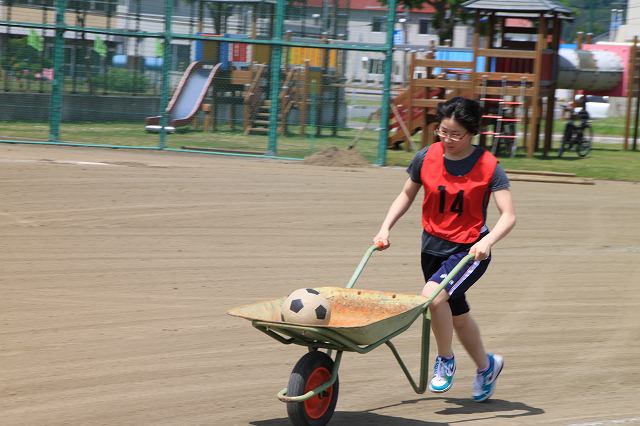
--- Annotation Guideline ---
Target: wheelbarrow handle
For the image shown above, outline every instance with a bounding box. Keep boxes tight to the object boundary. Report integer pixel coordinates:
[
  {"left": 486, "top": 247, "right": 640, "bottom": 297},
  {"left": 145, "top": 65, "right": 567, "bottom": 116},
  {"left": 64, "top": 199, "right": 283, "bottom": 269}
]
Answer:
[
  {"left": 425, "top": 253, "right": 476, "bottom": 305},
  {"left": 346, "top": 245, "right": 476, "bottom": 293},
  {"left": 345, "top": 242, "right": 385, "bottom": 289}
]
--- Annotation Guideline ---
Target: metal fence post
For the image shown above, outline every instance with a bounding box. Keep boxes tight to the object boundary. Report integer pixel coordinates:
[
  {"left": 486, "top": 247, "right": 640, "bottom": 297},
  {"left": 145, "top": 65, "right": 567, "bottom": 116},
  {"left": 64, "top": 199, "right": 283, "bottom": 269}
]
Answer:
[
  {"left": 377, "top": 0, "right": 398, "bottom": 166},
  {"left": 309, "top": 79, "right": 318, "bottom": 152},
  {"left": 159, "top": 0, "right": 174, "bottom": 149},
  {"left": 48, "top": 0, "right": 67, "bottom": 142},
  {"left": 267, "top": 0, "right": 286, "bottom": 156}
]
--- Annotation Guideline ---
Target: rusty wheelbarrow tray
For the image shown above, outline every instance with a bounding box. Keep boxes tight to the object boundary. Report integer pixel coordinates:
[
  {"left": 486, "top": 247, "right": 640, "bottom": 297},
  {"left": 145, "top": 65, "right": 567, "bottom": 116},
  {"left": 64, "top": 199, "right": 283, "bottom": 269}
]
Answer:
[{"left": 228, "top": 244, "right": 475, "bottom": 425}]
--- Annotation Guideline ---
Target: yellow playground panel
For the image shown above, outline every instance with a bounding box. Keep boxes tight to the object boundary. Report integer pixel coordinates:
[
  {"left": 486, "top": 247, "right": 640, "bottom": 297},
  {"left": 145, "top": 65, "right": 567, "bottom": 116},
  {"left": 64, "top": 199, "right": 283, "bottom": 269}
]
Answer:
[{"left": 289, "top": 46, "right": 337, "bottom": 68}]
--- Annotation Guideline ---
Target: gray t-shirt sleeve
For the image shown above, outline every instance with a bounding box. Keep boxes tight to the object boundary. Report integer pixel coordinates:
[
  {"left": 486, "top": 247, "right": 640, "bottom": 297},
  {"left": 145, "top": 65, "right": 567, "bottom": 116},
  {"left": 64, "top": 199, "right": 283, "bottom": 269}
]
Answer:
[
  {"left": 491, "top": 163, "right": 510, "bottom": 192},
  {"left": 407, "top": 147, "right": 428, "bottom": 183}
]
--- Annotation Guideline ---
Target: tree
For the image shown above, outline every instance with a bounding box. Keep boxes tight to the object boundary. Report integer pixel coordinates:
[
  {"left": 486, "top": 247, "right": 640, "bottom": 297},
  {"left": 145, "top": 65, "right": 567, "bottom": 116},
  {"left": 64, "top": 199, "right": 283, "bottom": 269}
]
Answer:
[
  {"left": 378, "top": 0, "right": 469, "bottom": 42},
  {"left": 556, "top": 0, "right": 618, "bottom": 42},
  {"left": 422, "top": 0, "right": 470, "bottom": 42},
  {"left": 184, "top": 0, "right": 236, "bottom": 35},
  {"left": 2, "top": 37, "right": 52, "bottom": 78}
]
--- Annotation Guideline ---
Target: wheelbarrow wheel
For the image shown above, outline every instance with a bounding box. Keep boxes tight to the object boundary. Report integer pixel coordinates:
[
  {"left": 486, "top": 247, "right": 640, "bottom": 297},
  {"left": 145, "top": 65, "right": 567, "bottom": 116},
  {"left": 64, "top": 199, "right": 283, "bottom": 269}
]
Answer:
[{"left": 286, "top": 351, "right": 339, "bottom": 426}]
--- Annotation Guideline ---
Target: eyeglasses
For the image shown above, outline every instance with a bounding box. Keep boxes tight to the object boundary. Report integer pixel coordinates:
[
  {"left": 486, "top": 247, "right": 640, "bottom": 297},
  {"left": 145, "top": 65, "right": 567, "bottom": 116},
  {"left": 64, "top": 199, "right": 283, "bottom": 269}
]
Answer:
[{"left": 435, "top": 127, "right": 468, "bottom": 143}]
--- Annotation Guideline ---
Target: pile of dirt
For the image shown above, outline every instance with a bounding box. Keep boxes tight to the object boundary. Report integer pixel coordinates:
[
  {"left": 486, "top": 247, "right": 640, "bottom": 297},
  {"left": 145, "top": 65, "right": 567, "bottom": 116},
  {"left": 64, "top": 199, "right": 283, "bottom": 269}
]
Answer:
[{"left": 302, "top": 147, "right": 370, "bottom": 168}]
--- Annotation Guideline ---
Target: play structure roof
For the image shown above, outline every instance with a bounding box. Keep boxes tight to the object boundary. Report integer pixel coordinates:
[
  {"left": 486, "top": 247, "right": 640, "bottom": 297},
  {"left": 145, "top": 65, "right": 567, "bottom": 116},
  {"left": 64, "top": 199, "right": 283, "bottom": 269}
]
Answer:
[{"left": 462, "top": 0, "right": 572, "bottom": 17}]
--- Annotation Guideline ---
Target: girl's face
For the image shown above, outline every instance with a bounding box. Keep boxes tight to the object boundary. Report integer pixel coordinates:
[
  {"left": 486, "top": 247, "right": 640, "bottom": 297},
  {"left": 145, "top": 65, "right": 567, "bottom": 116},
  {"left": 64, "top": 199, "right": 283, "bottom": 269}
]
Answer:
[{"left": 438, "top": 117, "right": 474, "bottom": 157}]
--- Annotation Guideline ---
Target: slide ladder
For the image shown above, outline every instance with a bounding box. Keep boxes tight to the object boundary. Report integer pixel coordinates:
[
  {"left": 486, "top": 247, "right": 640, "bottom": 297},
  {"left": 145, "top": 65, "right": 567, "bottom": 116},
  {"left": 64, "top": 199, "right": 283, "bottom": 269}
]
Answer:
[
  {"left": 479, "top": 76, "right": 527, "bottom": 157},
  {"left": 243, "top": 64, "right": 268, "bottom": 135},
  {"left": 244, "top": 66, "right": 302, "bottom": 135}
]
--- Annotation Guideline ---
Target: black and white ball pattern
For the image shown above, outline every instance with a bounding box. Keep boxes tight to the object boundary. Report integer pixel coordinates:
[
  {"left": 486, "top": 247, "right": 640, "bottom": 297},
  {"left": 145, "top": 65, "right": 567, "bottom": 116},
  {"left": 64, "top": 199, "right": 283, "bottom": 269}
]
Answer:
[{"left": 281, "top": 288, "right": 332, "bottom": 325}]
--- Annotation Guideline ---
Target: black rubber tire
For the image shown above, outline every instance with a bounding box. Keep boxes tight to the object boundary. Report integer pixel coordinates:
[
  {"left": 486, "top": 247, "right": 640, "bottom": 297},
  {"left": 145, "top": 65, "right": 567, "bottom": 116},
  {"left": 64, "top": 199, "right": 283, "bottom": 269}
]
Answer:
[
  {"left": 577, "top": 126, "right": 593, "bottom": 157},
  {"left": 559, "top": 136, "right": 575, "bottom": 157},
  {"left": 286, "top": 351, "right": 339, "bottom": 426},
  {"left": 558, "top": 142, "right": 566, "bottom": 157},
  {"left": 509, "top": 140, "right": 517, "bottom": 158},
  {"left": 559, "top": 124, "right": 574, "bottom": 157}
]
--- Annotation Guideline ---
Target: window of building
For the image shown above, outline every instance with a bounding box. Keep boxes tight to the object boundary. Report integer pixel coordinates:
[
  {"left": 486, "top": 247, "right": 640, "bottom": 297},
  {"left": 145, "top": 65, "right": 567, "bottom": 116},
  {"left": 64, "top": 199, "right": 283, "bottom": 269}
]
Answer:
[
  {"left": 68, "top": 0, "right": 86, "bottom": 9},
  {"left": 94, "top": 0, "right": 118, "bottom": 14},
  {"left": 11, "top": 0, "right": 116, "bottom": 13},
  {"left": 419, "top": 19, "right": 431, "bottom": 35},
  {"left": 368, "top": 58, "right": 385, "bottom": 74},
  {"left": 14, "top": 0, "right": 56, "bottom": 5},
  {"left": 172, "top": 44, "right": 191, "bottom": 72},
  {"left": 372, "top": 17, "right": 386, "bottom": 33}
]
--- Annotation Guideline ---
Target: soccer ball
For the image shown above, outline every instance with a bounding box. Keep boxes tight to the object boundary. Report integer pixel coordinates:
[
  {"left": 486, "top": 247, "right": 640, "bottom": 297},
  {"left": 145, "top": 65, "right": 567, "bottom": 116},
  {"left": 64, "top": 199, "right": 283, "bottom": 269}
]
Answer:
[{"left": 281, "top": 288, "right": 332, "bottom": 325}]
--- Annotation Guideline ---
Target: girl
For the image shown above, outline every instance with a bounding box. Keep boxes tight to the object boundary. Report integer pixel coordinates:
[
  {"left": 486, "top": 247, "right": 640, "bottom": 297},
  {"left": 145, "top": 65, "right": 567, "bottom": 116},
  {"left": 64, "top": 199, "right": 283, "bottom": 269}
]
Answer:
[{"left": 373, "top": 96, "right": 516, "bottom": 402}]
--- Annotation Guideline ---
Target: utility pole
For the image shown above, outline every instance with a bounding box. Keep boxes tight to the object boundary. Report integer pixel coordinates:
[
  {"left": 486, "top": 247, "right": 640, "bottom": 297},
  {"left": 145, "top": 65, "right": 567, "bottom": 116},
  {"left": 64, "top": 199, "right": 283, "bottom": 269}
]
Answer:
[
  {"left": 400, "top": 7, "right": 409, "bottom": 87},
  {"left": 610, "top": 8, "right": 617, "bottom": 41},
  {"left": 611, "top": 2, "right": 626, "bottom": 42}
]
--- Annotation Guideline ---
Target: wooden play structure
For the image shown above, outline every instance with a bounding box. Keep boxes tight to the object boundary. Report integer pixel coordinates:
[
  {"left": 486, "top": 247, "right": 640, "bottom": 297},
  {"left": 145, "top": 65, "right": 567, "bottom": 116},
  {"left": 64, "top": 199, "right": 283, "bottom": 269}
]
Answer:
[
  {"left": 623, "top": 36, "right": 640, "bottom": 151},
  {"left": 241, "top": 34, "right": 344, "bottom": 136},
  {"left": 185, "top": 28, "right": 342, "bottom": 136},
  {"left": 155, "top": 42, "right": 342, "bottom": 137},
  {"left": 243, "top": 61, "right": 311, "bottom": 135},
  {"left": 385, "top": 0, "right": 561, "bottom": 157},
  {"left": 387, "top": 0, "right": 640, "bottom": 156}
]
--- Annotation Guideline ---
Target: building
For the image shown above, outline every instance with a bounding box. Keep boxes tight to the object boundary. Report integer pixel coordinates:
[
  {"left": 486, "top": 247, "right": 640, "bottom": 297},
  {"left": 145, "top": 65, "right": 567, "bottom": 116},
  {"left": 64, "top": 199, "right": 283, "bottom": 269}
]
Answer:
[
  {"left": 615, "top": 0, "right": 639, "bottom": 42},
  {"left": 335, "top": 0, "right": 437, "bottom": 84}
]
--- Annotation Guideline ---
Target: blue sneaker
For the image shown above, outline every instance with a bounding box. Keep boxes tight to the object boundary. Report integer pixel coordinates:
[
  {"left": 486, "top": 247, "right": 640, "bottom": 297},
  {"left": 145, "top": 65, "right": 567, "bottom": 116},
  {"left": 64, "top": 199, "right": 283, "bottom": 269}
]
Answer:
[
  {"left": 429, "top": 355, "right": 456, "bottom": 393},
  {"left": 473, "top": 353, "right": 504, "bottom": 402}
]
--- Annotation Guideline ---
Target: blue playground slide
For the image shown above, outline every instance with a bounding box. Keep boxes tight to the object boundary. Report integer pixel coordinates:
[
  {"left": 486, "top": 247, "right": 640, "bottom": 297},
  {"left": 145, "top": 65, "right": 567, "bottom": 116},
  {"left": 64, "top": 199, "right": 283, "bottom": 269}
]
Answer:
[{"left": 145, "top": 61, "right": 221, "bottom": 130}]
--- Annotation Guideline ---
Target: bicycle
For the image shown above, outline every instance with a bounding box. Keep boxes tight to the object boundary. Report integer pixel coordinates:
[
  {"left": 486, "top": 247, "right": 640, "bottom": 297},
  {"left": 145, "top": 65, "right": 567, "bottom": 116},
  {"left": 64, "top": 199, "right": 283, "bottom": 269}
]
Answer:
[{"left": 558, "top": 107, "right": 592, "bottom": 158}]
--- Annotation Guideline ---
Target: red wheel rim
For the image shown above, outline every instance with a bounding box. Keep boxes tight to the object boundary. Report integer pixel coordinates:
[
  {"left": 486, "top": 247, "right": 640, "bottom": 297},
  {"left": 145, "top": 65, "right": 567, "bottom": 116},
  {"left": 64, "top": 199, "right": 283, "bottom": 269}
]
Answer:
[{"left": 304, "top": 366, "right": 333, "bottom": 419}]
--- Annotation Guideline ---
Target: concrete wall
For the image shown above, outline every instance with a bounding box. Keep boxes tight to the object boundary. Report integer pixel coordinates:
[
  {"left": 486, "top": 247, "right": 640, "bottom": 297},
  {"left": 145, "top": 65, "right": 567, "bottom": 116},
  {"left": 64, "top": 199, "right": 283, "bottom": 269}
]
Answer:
[
  {"left": 0, "top": 92, "right": 346, "bottom": 126},
  {"left": 0, "top": 93, "right": 161, "bottom": 122}
]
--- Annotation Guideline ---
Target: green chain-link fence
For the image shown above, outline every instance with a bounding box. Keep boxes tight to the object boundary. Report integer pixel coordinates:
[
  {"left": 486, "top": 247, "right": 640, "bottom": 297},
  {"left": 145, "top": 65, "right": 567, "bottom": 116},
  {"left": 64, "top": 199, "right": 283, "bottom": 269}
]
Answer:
[{"left": 0, "top": 0, "right": 399, "bottom": 165}]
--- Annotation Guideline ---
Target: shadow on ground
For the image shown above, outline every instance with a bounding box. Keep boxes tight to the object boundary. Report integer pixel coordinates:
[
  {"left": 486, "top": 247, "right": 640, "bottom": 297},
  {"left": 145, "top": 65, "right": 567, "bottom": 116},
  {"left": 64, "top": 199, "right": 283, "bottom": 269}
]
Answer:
[{"left": 251, "top": 397, "right": 544, "bottom": 425}]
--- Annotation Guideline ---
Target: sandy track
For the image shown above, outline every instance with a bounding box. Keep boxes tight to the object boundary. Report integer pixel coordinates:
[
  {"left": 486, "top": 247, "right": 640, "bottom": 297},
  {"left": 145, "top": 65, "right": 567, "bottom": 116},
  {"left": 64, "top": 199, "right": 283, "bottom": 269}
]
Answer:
[{"left": 1, "top": 144, "right": 639, "bottom": 426}]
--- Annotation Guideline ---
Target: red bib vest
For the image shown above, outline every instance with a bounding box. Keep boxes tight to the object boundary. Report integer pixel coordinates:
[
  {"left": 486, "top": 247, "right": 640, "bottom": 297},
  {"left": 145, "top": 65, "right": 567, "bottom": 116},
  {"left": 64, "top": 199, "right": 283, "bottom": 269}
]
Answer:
[{"left": 420, "top": 142, "right": 498, "bottom": 244}]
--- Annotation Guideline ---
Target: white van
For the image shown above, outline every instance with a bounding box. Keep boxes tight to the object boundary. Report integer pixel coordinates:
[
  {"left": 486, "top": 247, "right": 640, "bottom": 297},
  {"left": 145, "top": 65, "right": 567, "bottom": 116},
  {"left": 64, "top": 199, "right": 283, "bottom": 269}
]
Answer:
[{"left": 574, "top": 95, "right": 610, "bottom": 119}]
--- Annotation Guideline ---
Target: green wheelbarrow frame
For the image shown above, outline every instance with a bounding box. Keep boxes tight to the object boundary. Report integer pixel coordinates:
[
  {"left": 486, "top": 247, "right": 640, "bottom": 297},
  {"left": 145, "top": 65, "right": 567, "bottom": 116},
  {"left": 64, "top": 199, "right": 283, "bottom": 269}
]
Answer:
[{"left": 243, "top": 245, "right": 475, "bottom": 403}]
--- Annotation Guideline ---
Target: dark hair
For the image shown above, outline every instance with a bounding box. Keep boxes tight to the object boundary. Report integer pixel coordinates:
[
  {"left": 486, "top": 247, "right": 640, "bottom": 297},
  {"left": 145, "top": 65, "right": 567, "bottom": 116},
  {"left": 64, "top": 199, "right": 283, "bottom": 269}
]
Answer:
[{"left": 436, "top": 96, "right": 482, "bottom": 135}]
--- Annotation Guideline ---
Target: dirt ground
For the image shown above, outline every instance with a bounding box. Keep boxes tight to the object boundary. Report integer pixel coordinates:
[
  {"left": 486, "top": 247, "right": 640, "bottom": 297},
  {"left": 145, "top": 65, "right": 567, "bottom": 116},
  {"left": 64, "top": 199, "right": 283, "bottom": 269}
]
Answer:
[{"left": 1, "top": 144, "right": 640, "bottom": 426}]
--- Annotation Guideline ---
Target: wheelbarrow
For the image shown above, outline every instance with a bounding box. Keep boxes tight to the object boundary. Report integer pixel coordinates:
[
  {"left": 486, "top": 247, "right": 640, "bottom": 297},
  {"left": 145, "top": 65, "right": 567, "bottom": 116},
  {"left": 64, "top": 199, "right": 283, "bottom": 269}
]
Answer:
[{"left": 228, "top": 244, "right": 475, "bottom": 426}]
